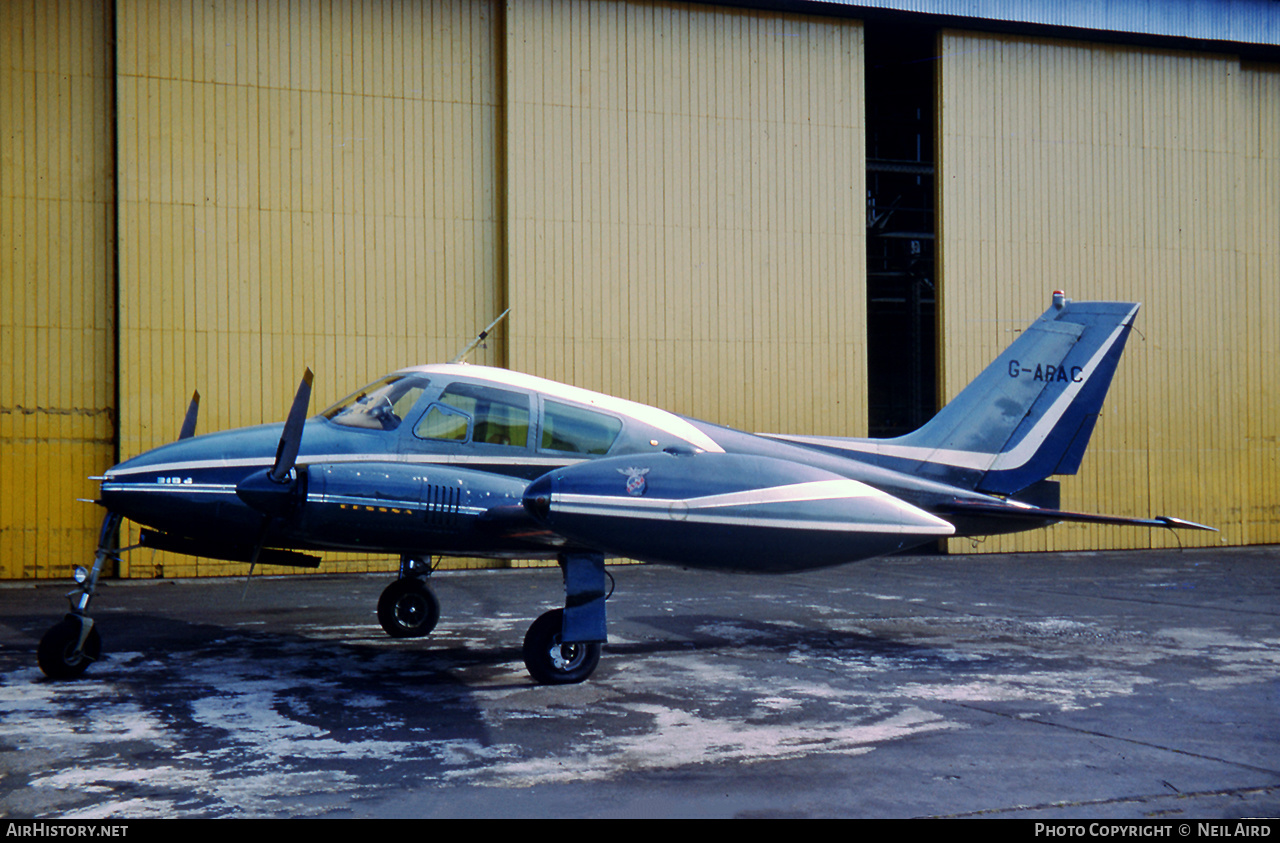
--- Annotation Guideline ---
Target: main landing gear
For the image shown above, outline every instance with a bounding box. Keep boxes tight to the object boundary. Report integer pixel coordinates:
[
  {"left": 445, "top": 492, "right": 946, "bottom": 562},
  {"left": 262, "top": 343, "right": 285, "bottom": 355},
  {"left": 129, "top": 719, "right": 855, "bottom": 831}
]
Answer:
[
  {"left": 37, "top": 512, "right": 122, "bottom": 679},
  {"left": 376, "top": 552, "right": 611, "bottom": 685},
  {"left": 522, "top": 608, "right": 601, "bottom": 685},
  {"left": 377, "top": 556, "right": 440, "bottom": 638},
  {"left": 522, "top": 552, "right": 609, "bottom": 684}
]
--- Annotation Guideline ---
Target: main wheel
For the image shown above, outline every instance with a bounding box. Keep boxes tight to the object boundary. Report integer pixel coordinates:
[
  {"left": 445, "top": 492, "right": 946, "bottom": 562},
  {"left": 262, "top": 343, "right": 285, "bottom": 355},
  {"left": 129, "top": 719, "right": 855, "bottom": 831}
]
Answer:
[
  {"left": 37, "top": 616, "right": 102, "bottom": 680},
  {"left": 522, "top": 609, "right": 601, "bottom": 685},
  {"left": 377, "top": 578, "right": 440, "bottom": 638}
]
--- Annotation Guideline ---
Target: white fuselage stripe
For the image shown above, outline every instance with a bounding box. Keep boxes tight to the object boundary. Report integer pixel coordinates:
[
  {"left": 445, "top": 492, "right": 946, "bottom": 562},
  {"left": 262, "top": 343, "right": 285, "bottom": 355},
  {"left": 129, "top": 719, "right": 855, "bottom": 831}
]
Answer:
[
  {"left": 105, "top": 453, "right": 583, "bottom": 478},
  {"left": 100, "top": 483, "right": 239, "bottom": 495},
  {"left": 549, "top": 501, "right": 955, "bottom": 535},
  {"left": 551, "top": 479, "right": 955, "bottom": 536},
  {"left": 557, "top": 479, "right": 887, "bottom": 512}
]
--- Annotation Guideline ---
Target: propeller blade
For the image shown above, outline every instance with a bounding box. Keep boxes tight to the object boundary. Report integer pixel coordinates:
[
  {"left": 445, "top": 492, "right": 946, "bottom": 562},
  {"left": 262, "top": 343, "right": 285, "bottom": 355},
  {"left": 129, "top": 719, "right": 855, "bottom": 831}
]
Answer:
[
  {"left": 178, "top": 391, "right": 200, "bottom": 440},
  {"left": 269, "top": 368, "right": 314, "bottom": 484}
]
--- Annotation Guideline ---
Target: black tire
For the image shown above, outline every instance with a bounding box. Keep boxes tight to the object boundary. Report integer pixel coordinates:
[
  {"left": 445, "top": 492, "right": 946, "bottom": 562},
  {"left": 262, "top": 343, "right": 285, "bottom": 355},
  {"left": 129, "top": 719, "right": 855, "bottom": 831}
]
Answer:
[
  {"left": 37, "top": 617, "right": 102, "bottom": 680},
  {"left": 522, "top": 609, "right": 601, "bottom": 685},
  {"left": 377, "top": 578, "right": 440, "bottom": 638}
]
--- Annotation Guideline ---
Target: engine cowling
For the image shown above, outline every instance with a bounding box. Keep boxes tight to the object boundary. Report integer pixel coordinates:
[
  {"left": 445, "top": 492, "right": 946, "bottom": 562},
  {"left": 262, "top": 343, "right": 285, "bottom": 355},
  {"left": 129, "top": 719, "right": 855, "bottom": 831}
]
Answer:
[
  {"left": 296, "top": 462, "right": 529, "bottom": 553},
  {"left": 522, "top": 451, "right": 955, "bottom": 572}
]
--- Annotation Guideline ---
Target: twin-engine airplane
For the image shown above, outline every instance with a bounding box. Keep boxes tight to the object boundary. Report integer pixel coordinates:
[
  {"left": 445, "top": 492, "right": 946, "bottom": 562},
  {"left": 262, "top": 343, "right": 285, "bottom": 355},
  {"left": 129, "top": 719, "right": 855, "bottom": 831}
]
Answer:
[{"left": 37, "top": 292, "right": 1212, "bottom": 684}]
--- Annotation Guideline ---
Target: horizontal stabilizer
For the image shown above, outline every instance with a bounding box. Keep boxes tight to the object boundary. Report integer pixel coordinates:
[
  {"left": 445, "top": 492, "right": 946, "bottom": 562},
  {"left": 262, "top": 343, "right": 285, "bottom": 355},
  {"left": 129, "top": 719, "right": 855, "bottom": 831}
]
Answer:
[{"left": 937, "top": 501, "right": 1217, "bottom": 532}]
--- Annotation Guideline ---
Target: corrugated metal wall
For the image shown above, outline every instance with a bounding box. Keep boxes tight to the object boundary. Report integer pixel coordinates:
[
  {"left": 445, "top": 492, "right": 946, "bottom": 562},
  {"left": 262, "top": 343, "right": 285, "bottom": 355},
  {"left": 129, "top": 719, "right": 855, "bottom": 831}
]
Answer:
[
  {"left": 0, "top": 0, "right": 117, "bottom": 579},
  {"left": 504, "top": 0, "right": 866, "bottom": 435},
  {"left": 1239, "top": 62, "right": 1280, "bottom": 546},
  {"left": 113, "top": 0, "right": 504, "bottom": 575},
  {"left": 937, "top": 30, "right": 1280, "bottom": 552}
]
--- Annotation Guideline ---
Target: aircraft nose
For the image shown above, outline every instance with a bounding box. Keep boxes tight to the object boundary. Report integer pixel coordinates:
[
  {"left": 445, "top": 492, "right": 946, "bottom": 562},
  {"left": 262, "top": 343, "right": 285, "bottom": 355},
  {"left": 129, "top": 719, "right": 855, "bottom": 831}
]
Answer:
[{"left": 97, "top": 423, "right": 289, "bottom": 533}]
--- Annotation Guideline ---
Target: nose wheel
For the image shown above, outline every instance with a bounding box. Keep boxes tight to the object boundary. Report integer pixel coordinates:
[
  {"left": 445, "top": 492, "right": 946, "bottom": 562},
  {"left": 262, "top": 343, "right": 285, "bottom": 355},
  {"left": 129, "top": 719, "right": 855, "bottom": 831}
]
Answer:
[{"left": 37, "top": 615, "right": 102, "bottom": 680}]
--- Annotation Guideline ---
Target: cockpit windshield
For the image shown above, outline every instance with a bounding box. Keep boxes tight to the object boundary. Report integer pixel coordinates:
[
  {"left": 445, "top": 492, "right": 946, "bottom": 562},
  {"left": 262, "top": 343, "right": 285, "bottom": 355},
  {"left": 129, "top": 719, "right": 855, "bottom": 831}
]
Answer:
[{"left": 321, "top": 375, "right": 428, "bottom": 431}]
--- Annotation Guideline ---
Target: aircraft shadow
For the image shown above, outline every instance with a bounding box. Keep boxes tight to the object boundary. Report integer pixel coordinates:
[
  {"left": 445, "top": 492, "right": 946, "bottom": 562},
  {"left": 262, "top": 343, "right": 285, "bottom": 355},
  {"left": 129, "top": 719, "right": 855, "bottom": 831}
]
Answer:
[{"left": 609, "top": 612, "right": 957, "bottom": 666}]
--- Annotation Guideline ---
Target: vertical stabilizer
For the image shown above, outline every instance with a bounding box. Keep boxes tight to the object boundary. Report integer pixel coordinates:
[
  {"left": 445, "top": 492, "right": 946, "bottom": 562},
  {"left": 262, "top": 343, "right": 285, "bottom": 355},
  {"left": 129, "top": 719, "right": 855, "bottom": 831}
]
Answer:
[
  {"left": 776, "top": 294, "right": 1140, "bottom": 494},
  {"left": 899, "top": 296, "right": 1138, "bottom": 493}
]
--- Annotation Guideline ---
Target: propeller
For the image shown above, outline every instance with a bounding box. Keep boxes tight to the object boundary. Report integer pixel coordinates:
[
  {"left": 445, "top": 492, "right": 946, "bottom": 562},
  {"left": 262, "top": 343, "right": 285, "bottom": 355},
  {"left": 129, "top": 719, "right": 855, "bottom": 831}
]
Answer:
[
  {"left": 236, "top": 368, "right": 314, "bottom": 516},
  {"left": 232, "top": 368, "right": 315, "bottom": 591},
  {"left": 178, "top": 391, "right": 200, "bottom": 439},
  {"left": 270, "top": 369, "right": 314, "bottom": 483}
]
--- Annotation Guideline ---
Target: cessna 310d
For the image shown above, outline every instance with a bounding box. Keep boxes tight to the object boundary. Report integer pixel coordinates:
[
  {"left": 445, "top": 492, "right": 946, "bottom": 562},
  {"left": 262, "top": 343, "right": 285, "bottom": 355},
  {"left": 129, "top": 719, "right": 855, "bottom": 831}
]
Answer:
[{"left": 37, "top": 292, "right": 1212, "bottom": 684}]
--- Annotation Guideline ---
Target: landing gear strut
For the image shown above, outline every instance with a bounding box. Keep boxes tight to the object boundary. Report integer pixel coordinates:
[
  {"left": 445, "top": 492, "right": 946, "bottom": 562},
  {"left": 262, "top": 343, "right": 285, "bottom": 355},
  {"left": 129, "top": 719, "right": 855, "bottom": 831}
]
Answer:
[
  {"left": 37, "top": 512, "right": 121, "bottom": 679},
  {"left": 377, "top": 555, "right": 440, "bottom": 638}
]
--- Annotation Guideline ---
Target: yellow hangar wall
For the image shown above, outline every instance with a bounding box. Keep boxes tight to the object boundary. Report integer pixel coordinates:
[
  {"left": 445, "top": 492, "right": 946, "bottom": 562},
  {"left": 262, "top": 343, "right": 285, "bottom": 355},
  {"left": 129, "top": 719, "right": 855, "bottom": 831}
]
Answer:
[
  {"left": 504, "top": 1, "right": 867, "bottom": 435},
  {"left": 111, "top": 0, "right": 505, "bottom": 576},
  {"left": 937, "top": 31, "right": 1280, "bottom": 553},
  {"left": 0, "top": 1, "right": 117, "bottom": 579}
]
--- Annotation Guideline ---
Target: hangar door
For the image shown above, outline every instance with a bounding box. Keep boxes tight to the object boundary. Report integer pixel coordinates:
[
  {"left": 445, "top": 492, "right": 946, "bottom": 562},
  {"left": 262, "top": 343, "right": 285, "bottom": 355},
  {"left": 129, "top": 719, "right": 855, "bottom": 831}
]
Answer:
[{"left": 936, "top": 30, "right": 1280, "bottom": 553}]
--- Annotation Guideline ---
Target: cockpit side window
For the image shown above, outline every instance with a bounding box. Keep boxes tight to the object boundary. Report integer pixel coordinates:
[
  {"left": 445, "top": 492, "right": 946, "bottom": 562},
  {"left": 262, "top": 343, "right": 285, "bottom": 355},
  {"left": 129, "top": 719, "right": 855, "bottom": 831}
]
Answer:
[
  {"left": 416, "top": 382, "right": 531, "bottom": 448},
  {"left": 415, "top": 403, "right": 470, "bottom": 442},
  {"left": 323, "top": 375, "right": 428, "bottom": 431},
  {"left": 540, "top": 400, "right": 622, "bottom": 455}
]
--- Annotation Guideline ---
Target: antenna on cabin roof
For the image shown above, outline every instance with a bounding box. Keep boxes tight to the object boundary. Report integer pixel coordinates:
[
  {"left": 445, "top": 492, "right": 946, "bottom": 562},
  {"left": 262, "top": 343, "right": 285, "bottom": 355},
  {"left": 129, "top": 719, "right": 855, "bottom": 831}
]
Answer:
[{"left": 451, "top": 308, "right": 510, "bottom": 364}]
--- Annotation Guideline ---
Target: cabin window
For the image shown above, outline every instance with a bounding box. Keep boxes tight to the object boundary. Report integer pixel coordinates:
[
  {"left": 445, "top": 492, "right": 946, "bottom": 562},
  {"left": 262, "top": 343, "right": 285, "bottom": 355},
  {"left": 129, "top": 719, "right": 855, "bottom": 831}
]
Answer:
[
  {"left": 415, "top": 403, "right": 470, "bottom": 442},
  {"left": 540, "top": 400, "right": 622, "bottom": 454},
  {"left": 420, "top": 382, "right": 531, "bottom": 447}
]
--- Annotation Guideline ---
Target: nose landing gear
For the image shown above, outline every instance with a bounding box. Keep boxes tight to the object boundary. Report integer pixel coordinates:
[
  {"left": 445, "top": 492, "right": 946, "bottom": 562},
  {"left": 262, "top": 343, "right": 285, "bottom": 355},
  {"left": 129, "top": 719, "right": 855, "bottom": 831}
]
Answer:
[
  {"left": 37, "top": 616, "right": 102, "bottom": 679},
  {"left": 37, "top": 512, "right": 122, "bottom": 679}
]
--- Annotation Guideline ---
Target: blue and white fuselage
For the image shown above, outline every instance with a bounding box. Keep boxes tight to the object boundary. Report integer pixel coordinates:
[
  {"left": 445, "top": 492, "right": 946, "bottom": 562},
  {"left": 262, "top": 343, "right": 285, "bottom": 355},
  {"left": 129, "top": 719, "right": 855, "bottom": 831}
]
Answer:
[
  {"left": 98, "top": 298, "right": 1207, "bottom": 574},
  {"left": 100, "top": 363, "right": 967, "bottom": 571}
]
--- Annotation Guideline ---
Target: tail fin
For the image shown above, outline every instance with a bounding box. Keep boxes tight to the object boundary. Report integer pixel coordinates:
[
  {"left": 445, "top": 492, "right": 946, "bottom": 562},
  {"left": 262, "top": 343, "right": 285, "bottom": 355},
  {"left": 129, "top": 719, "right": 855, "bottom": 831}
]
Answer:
[
  {"left": 891, "top": 295, "right": 1139, "bottom": 493},
  {"left": 778, "top": 294, "right": 1140, "bottom": 495}
]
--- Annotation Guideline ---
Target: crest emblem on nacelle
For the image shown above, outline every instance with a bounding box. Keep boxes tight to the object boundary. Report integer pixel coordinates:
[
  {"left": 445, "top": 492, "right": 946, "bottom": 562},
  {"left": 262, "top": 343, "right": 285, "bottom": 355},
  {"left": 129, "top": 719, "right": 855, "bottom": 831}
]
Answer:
[{"left": 617, "top": 466, "right": 651, "bottom": 496}]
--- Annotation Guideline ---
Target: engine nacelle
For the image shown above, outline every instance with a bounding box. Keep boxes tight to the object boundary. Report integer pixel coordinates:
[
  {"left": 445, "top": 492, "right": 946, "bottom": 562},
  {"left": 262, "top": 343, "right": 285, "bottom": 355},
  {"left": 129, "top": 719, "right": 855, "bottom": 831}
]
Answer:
[
  {"left": 298, "top": 462, "right": 528, "bottom": 553},
  {"left": 522, "top": 451, "right": 955, "bottom": 572}
]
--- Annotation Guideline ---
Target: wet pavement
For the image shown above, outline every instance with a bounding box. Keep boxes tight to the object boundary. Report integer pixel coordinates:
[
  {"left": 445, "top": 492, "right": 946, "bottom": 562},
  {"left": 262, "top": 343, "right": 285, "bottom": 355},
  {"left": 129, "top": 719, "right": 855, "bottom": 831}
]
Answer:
[{"left": 0, "top": 546, "right": 1277, "bottom": 818}]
